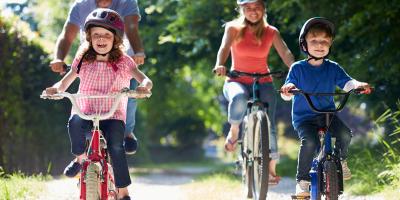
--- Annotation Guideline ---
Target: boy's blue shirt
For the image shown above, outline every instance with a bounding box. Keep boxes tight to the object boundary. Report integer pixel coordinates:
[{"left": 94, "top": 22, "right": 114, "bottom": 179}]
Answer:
[{"left": 285, "top": 59, "right": 352, "bottom": 129}]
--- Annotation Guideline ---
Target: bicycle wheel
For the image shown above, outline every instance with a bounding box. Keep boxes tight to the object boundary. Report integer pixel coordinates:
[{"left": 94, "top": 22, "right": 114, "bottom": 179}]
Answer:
[
  {"left": 323, "top": 160, "right": 339, "bottom": 200},
  {"left": 85, "top": 163, "right": 100, "bottom": 200},
  {"left": 251, "top": 111, "right": 270, "bottom": 200},
  {"left": 107, "top": 163, "right": 118, "bottom": 200},
  {"left": 242, "top": 114, "right": 254, "bottom": 199}
]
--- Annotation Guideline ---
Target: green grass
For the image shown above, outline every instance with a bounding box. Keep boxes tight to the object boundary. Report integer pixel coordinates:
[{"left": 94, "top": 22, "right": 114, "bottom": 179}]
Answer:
[{"left": 0, "top": 171, "right": 49, "bottom": 200}]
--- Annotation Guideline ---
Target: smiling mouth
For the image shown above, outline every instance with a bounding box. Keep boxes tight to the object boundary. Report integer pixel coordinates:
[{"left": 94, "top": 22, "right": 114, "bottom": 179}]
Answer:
[{"left": 97, "top": 44, "right": 107, "bottom": 48}]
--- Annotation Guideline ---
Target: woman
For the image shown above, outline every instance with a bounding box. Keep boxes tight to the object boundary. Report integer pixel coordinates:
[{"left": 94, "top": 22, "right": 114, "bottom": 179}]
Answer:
[{"left": 213, "top": 0, "right": 294, "bottom": 184}]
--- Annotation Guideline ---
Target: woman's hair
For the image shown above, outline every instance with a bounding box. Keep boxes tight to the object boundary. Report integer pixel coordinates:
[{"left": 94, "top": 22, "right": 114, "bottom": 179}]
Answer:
[
  {"left": 233, "top": 0, "right": 267, "bottom": 44},
  {"left": 76, "top": 27, "right": 124, "bottom": 63}
]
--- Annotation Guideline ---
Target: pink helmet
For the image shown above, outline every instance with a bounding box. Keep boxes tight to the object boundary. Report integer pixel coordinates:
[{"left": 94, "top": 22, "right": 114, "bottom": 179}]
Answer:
[{"left": 84, "top": 8, "right": 124, "bottom": 38}]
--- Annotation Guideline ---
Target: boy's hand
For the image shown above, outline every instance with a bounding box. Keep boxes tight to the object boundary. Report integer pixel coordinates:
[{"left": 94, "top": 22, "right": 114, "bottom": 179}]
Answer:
[
  {"left": 213, "top": 65, "right": 227, "bottom": 76},
  {"left": 50, "top": 59, "right": 67, "bottom": 75},
  {"left": 356, "top": 83, "right": 372, "bottom": 94},
  {"left": 280, "top": 83, "right": 297, "bottom": 101}
]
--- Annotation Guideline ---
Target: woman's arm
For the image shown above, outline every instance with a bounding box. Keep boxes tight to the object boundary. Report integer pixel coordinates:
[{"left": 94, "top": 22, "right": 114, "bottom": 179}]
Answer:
[
  {"left": 214, "top": 23, "right": 238, "bottom": 76},
  {"left": 131, "top": 67, "right": 153, "bottom": 91},
  {"left": 272, "top": 30, "right": 294, "bottom": 68}
]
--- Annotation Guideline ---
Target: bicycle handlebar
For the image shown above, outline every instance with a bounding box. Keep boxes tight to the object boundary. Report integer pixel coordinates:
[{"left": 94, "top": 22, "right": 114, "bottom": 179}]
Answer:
[
  {"left": 285, "top": 88, "right": 368, "bottom": 114},
  {"left": 40, "top": 88, "right": 151, "bottom": 121},
  {"left": 226, "top": 70, "right": 287, "bottom": 79}
]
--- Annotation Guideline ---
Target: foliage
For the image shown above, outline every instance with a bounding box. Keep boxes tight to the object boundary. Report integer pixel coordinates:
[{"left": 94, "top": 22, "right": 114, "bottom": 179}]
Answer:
[
  {"left": 0, "top": 13, "right": 70, "bottom": 174},
  {"left": 0, "top": 170, "right": 48, "bottom": 199}
]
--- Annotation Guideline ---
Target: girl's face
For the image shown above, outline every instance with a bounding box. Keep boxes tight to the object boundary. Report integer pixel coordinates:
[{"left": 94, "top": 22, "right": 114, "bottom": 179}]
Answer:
[
  {"left": 241, "top": 2, "right": 265, "bottom": 23},
  {"left": 305, "top": 32, "right": 332, "bottom": 58},
  {"left": 90, "top": 26, "right": 114, "bottom": 55}
]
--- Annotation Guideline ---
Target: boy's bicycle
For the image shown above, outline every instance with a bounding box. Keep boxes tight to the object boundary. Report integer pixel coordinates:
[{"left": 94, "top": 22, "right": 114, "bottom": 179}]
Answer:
[
  {"left": 41, "top": 88, "right": 151, "bottom": 200},
  {"left": 226, "top": 70, "right": 286, "bottom": 200},
  {"left": 288, "top": 88, "right": 369, "bottom": 200}
]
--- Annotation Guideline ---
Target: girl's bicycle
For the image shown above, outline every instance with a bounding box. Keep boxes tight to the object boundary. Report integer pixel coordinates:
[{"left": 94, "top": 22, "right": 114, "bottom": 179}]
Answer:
[
  {"left": 288, "top": 88, "right": 369, "bottom": 200},
  {"left": 227, "top": 70, "right": 286, "bottom": 200},
  {"left": 41, "top": 88, "right": 151, "bottom": 200}
]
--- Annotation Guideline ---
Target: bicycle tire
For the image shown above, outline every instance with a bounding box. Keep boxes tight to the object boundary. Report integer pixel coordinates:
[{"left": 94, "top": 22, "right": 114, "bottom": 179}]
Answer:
[
  {"left": 242, "top": 114, "right": 255, "bottom": 198},
  {"left": 323, "top": 161, "right": 339, "bottom": 200},
  {"left": 107, "top": 163, "right": 118, "bottom": 200},
  {"left": 85, "top": 163, "right": 100, "bottom": 200},
  {"left": 251, "top": 111, "right": 270, "bottom": 200}
]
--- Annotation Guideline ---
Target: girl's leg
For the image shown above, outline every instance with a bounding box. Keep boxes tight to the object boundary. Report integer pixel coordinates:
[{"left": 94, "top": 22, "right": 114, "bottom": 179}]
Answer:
[
  {"left": 223, "top": 81, "right": 249, "bottom": 151},
  {"left": 101, "top": 119, "right": 131, "bottom": 197}
]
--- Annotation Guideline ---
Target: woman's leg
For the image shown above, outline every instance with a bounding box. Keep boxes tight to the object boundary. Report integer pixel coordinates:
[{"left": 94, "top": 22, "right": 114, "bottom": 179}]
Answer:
[
  {"left": 101, "top": 119, "right": 131, "bottom": 197},
  {"left": 223, "top": 81, "right": 249, "bottom": 151},
  {"left": 259, "top": 83, "right": 279, "bottom": 177}
]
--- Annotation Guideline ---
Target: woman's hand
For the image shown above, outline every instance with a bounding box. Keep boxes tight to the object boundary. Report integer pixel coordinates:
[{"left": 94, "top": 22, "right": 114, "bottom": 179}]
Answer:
[{"left": 213, "top": 65, "right": 227, "bottom": 76}]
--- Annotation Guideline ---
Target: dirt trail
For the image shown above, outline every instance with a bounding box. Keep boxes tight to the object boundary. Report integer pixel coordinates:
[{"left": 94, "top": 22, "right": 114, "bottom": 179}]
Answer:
[{"left": 41, "top": 167, "right": 384, "bottom": 200}]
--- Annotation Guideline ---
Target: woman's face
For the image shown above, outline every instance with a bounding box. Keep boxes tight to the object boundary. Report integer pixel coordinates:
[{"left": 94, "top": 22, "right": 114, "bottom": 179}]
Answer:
[
  {"left": 90, "top": 26, "right": 114, "bottom": 55},
  {"left": 241, "top": 2, "right": 265, "bottom": 23}
]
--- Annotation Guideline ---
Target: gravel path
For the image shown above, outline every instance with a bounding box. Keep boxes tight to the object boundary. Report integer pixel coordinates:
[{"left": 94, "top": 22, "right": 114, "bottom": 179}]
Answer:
[{"left": 41, "top": 168, "right": 385, "bottom": 200}]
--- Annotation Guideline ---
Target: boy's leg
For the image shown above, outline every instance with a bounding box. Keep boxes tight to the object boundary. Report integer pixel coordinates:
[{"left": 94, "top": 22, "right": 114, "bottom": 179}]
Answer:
[
  {"left": 296, "top": 122, "right": 319, "bottom": 182},
  {"left": 329, "top": 115, "right": 352, "bottom": 160},
  {"left": 101, "top": 120, "right": 132, "bottom": 188},
  {"left": 124, "top": 79, "right": 138, "bottom": 154}
]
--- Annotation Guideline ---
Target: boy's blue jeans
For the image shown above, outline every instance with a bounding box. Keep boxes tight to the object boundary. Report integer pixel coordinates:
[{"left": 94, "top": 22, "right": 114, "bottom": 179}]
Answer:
[
  {"left": 125, "top": 79, "right": 137, "bottom": 137},
  {"left": 68, "top": 115, "right": 131, "bottom": 188},
  {"left": 295, "top": 115, "right": 352, "bottom": 182},
  {"left": 223, "top": 81, "right": 279, "bottom": 160}
]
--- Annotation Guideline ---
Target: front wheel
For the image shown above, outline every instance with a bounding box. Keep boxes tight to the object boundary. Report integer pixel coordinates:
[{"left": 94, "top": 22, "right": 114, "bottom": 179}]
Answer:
[
  {"left": 85, "top": 163, "right": 100, "bottom": 200},
  {"left": 323, "top": 161, "right": 339, "bottom": 200},
  {"left": 251, "top": 111, "right": 270, "bottom": 200}
]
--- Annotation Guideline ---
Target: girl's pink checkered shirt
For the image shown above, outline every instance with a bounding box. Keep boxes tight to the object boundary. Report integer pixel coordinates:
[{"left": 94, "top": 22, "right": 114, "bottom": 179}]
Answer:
[{"left": 70, "top": 55, "right": 136, "bottom": 122}]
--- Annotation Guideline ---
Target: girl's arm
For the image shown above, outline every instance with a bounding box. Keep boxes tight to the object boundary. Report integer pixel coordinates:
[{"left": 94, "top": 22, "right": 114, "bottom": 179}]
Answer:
[
  {"left": 213, "top": 23, "right": 238, "bottom": 76},
  {"left": 44, "top": 69, "right": 78, "bottom": 95},
  {"left": 131, "top": 67, "right": 153, "bottom": 92},
  {"left": 272, "top": 30, "right": 295, "bottom": 68}
]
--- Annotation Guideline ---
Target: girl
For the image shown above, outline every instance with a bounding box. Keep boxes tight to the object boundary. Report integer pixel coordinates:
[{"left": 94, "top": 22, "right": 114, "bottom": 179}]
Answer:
[
  {"left": 43, "top": 8, "right": 152, "bottom": 200},
  {"left": 213, "top": 0, "right": 294, "bottom": 185}
]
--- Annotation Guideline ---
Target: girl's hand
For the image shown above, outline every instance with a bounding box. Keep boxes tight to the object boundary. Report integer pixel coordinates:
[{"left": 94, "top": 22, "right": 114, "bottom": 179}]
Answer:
[
  {"left": 44, "top": 87, "right": 58, "bottom": 95},
  {"left": 213, "top": 65, "right": 227, "bottom": 76}
]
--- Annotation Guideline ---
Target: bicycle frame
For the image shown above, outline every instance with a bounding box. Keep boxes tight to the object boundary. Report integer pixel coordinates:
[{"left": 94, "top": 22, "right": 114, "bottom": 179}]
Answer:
[
  {"left": 227, "top": 70, "right": 286, "bottom": 200},
  {"left": 41, "top": 88, "right": 151, "bottom": 200},
  {"left": 289, "top": 89, "right": 364, "bottom": 200}
]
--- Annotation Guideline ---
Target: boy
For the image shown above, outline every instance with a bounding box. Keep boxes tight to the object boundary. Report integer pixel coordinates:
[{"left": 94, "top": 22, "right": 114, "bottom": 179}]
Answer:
[{"left": 280, "top": 17, "right": 371, "bottom": 196}]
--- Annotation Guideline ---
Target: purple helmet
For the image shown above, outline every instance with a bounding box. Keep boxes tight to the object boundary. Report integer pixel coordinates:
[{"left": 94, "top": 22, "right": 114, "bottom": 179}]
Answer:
[
  {"left": 237, "top": 0, "right": 264, "bottom": 5},
  {"left": 84, "top": 8, "right": 124, "bottom": 38}
]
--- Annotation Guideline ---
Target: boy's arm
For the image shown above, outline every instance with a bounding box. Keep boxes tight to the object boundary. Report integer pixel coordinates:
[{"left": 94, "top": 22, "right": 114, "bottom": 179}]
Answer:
[{"left": 343, "top": 79, "right": 371, "bottom": 94}]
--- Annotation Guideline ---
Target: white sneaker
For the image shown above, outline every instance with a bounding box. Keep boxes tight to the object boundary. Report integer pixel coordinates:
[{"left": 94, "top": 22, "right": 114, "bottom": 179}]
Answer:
[
  {"left": 341, "top": 160, "right": 352, "bottom": 180},
  {"left": 295, "top": 180, "right": 311, "bottom": 196}
]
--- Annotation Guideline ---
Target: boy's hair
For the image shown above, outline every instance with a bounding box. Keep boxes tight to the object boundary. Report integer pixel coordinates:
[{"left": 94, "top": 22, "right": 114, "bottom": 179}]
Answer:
[{"left": 306, "top": 22, "right": 334, "bottom": 39}]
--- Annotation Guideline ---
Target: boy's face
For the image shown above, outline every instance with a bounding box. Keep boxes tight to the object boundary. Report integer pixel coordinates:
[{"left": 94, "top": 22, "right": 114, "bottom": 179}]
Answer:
[
  {"left": 90, "top": 26, "right": 114, "bottom": 55},
  {"left": 305, "top": 31, "right": 332, "bottom": 58}
]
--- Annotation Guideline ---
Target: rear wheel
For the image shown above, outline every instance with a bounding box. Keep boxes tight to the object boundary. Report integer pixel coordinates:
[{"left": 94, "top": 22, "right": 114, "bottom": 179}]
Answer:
[
  {"left": 323, "top": 161, "right": 339, "bottom": 200},
  {"left": 251, "top": 111, "right": 270, "bottom": 200},
  {"left": 85, "top": 163, "right": 100, "bottom": 200}
]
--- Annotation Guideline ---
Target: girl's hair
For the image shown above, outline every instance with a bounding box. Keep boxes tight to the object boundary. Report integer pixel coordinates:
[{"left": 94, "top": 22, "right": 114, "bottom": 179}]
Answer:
[
  {"left": 76, "top": 26, "right": 124, "bottom": 63},
  {"left": 233, "top": 0, "right": 267, "bottom": 44}
]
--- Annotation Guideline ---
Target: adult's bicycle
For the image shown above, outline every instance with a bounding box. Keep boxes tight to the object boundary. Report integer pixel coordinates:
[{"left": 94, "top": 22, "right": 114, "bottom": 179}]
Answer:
[
  {"left": 288, "top": 88, "right": 370, "bottom": 200},
  {"left": 226, "top": 70, "right": 286, "bottom": 200},
  {"left": 41, "top": 88, "right": 151, "bottom": 200}
]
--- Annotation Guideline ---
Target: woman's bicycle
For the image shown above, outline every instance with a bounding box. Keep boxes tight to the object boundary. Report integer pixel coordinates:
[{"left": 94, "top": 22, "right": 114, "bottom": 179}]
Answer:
[
  {"left": 288, "top": 88, "right": 370, "bottom": 200},
  {"left": 226, "top": 70, "right": 286, "bottom": 200},
  {"left": 41, "top": 88, "right": 151, "bottom": 200}
]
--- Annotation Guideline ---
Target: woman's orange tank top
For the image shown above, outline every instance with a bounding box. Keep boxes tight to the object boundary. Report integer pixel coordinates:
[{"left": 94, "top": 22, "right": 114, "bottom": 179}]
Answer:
[{"left": 229, "top": 25, "right": 277, "bottom": 84}]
